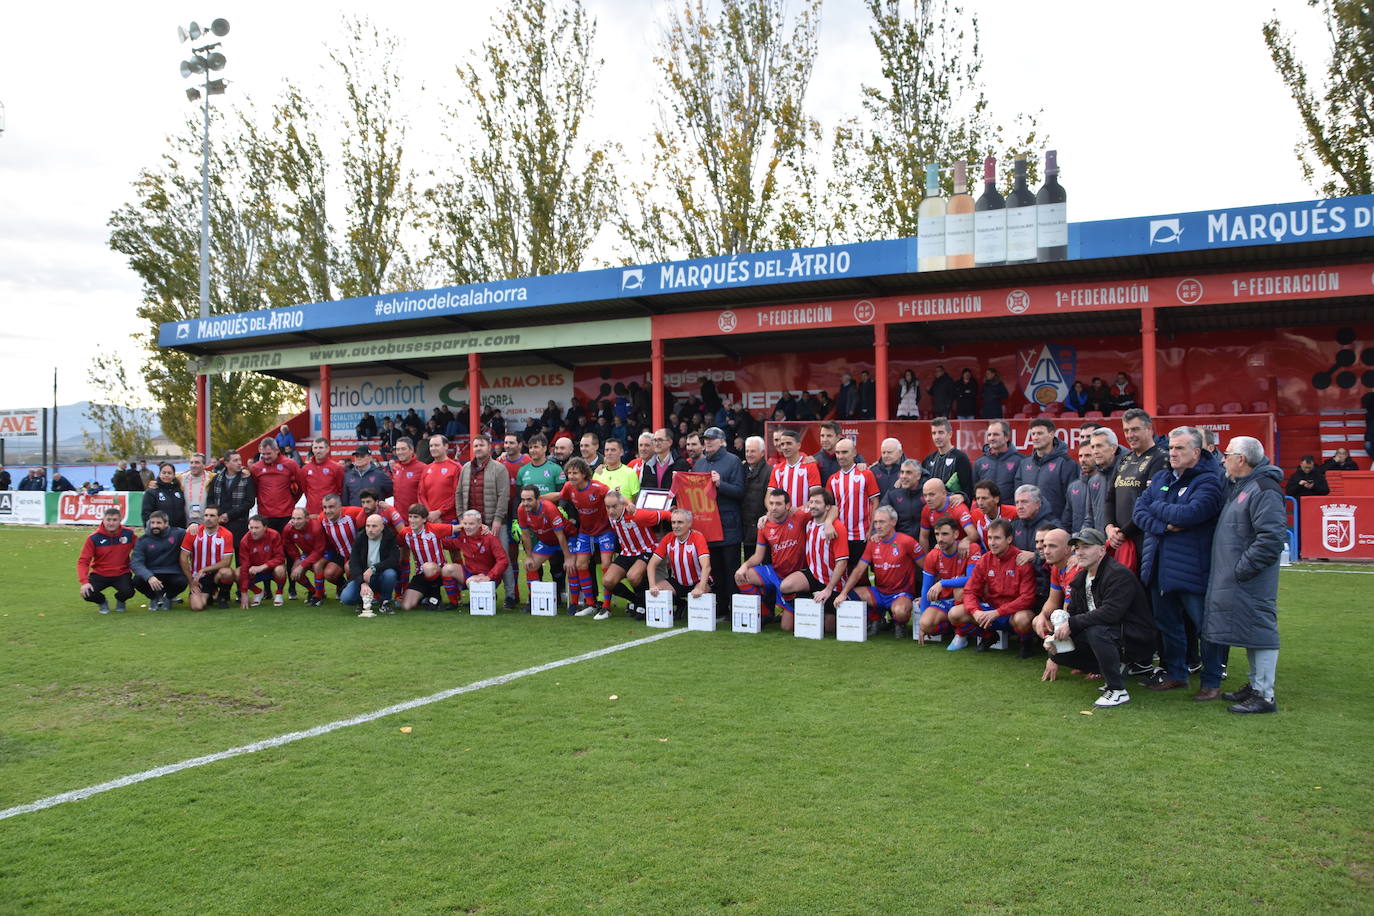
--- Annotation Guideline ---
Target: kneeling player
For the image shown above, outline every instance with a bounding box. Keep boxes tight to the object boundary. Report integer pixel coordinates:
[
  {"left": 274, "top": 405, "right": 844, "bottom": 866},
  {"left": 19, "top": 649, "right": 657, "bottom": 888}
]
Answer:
[
  {"left": 518, "top": 485, "right": 571, "bottom": 611},
  {"left": 237, "top": 515, "right": 287, "bottom": 607},
  {"left": 647, "top": 509, "right": 712, "bottom": 613},
  {"left": 917, "top": 516, "right": 982, "bottom": 643},
  {"left": 736, "top": 487, "right": 810, "bottom": 616},
  {"left": 837, "top": 505, "right": 923, "bottom": 638},
  {"left": 948, "top": 518, "right": 1036, "bottom": 651},
  {"left": 545, "top": 458, "right": 616, "bottom": 613},
  {"left": 399, "top": 504, "right": 456, "bottom": 610},
  {"left": 78, "top": 506, "right": 137, "bottom": 613},
  {"left": 316, "top": 495, "right": 367, "bottom": 605},
  {"left": 439, "top": 510, "right": 509, "bottom": 609},
  {"left": 282, "top": 508, "right": 326, "bottom": 603},
  {"left": 604, "top": 490, "right": 670, "bottom": 621},
  {"left": 180, "top": 505, "right": 236, "bottom": 611},
  {"left": 780, "top": 486, "right": 847, "bottom": 634}
]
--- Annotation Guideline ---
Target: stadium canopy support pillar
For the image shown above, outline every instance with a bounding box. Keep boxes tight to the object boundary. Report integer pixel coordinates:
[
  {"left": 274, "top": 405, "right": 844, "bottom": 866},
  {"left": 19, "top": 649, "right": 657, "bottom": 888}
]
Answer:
[
  {"left": 468, "top": 352, "right": 481, "bottom": 443},
  {"left": 873, "top": 320, "right": 889, "bottom": 443},
  {"left": 319, "top": 363, "right": 332, "bottom": 439},
  {"left": 651, "top": 337, "right": 665, "bottom": 431},
  {"left": 195, "top": 374, "right": 208, "bottom": 456},
  {"left": 1140, "top": 306, "right": 1158, "bottom": 416}
]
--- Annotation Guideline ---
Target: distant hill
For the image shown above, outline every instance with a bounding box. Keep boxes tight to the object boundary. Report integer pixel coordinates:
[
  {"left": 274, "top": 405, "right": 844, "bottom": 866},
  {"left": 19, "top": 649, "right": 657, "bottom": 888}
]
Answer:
[{"left": 1, "top": 401, "right": 164, "bottom": 460}]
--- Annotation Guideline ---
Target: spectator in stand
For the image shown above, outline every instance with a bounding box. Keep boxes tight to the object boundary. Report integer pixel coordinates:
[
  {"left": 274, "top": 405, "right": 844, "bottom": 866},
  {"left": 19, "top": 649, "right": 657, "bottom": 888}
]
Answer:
[
  {"left": 1043, "top": 528, "right": 1156, "bottom": 709},
  {"left": 1064, "top": 380, "right": 1091, "bottom": 417},
  {"left": 131, "top": 510, "right": 188, "bottom": 610},
  {"left": 954, "top": 368, "right": 979, "bottom": 419},
  {"left": 275, "top": 424, "right": 296, "bottom": 452},
  {"left": 143, "top": 462, "right": 188, "bottom": 529},
  {"left": 1206, "top": 436, "right": 1286, "bottom": 713},
  {"left": 813, "top": 390, "right": 836, "bottom": 420},
  {"left": 741, "top": 435, "right": 770, "bottom": 538},
  {"left": 0, "top": 466, "right": 9, "bottom": 491},
  {"left": 896, "top": 369, "right": 921, "bottom": 419},
  {"left": 834, "top": 373, "right": 858, "bottom": 420},
  {"left": 355, "top": 412, "right": 379, "bottom": 440},
  {"left": 18, "top": 468, "right": 46, "bottom": 491},
  {"left": 1109, "top": 372, "right": 1139, "bottom": 413},
  {"left": 419, "top": 434, "right": 462, "bottom": 523},
  {"left": 921, "top": 418, "right": 974, "bottom": 495},
  {"left": 300, "top": 438, "right": 345, "bottom": 517},
  {"left": 1086, "top": 377, "right": 1112, "bottom": 414},
  {"left": 857, "top": 370, "right": 876, "bottom": 420},
  {"left": 110, "top": 461, "right": 131, "bottom": 491},
  {"left": 871, "top": 437, "right": 906, "bottom": 498},
  {"left": 210, "top": 450, "right": 258, "bottom": 548},
  {"left": 83, "top": 480, "right": 103, "bottom": 495},
  {"left": 981, "top": 368, "right": 1009, "bottom": 420},
  {"left": 51, "top": 471, "right": 76, "bottom": 492},
  {"left": 1133, "top": 427, "right": 1225, "bottom": 694},
  {"left": 1011, "top": 484, "right": 1061, "bottom": 551},
  {"left": 178, "top": 453, "right": 213, "bottom": 525},
  {"left": 489, "top": 408, "right": 507, "bottom": 441},
  {"left": 973, "top": 420, "right": 1023, "bottom": 505},
  {"left": 136, "top": 460, "right": 154, "bottom": 488},
  {"left": 1061, "top": 449, "right": 1095, "bottom": 535},
  {"left": 1285, "top": 455, "right": 1329, "bottom": 498},
  {"left": 881, "top": 459, "right": 926, "bottom": 539},
  {"left": 1103, "top": 409, "right": 1167, "bottom": 565},
  {"left": 78, "top": 506, "right": 137, "bottom": 613},
  {"left": 1015, "top": 418, "right": 1076, "bottom": 521},
  {"left": 342, "top": 445, "right": 392, "bottom": 507},
  {"left": 927, "top": 365, "right": 956, "bottom": 418},
  {"left": 378, "top": 417, "right": 401, "bottom": 458},
  {"left": 341, "top": 513, "right": 400, "bottom": 617},
  {"left": 1321, "top": 447, "right": 1358, "bottom": 473}
]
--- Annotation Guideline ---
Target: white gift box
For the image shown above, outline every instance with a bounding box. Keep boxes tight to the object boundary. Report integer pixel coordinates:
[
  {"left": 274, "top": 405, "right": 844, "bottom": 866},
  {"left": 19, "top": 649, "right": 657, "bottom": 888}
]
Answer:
[
  {"left": 468, "top": 580, "right": 497, "bottom": 616},
  {"left": 793, "top": 598, "right": 824, "bottom": 640},
  {"left": 687, "top": 593, "right": 717, "bottom": 631},
  {"left": 529, "top": 580, "right": 558, "bottom": 617},
  {"left": 731, "top": 593, "right": 761, "bottom": 634},
  {"left": 645, "top": 590, "right": 674, "bottom": 628},
  {"left": 836, "top": 600, "right": 867, "bottom": 642}
]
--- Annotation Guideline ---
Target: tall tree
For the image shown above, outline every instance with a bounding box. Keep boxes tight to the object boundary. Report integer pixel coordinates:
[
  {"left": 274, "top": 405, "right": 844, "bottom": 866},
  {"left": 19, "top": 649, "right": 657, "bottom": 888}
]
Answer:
[
  {"left": 81, "top": 351, "right": 155, "bottom": 462},
  {"left": 619, "top": 0, "right": 824, "bottom": 261},
  {"left": 828, "top": 0, "right": 1039, "bottom": 242},
  {"left": 426, "top": 0, "right": 615, "bottom": 284},
  {"left": 1264, "top": 0, "right": 1373, "bottom": 196}
]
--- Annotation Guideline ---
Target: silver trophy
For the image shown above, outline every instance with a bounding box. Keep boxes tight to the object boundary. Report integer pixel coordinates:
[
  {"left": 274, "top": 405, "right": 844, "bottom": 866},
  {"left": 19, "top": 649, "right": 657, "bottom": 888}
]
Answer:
[{"left": 1049, "top": 608, "right": 1074, "bottom": 654}]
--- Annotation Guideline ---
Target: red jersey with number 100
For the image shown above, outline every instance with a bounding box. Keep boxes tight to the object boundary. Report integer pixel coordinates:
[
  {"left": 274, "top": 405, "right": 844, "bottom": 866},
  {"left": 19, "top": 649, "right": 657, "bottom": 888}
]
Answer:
[
  {"left": 758, "top": 508, "right": 810, "bottom": 576},
  {"left": 182, "top": 525, "right": 235, "bottom": 573},
  {"left": 611, "top": 508, "right": 670, "bottom": 557},
  {"left": 558, "top": 480, "right": 611, "bottom": 535},
  {"left": 861, "top": 533, "right": 923, "bottom": 594},
  {"left": 654, "top": 530, "right": 709, "bottom": 585},
  {"left": 804, "top": 517, "right": 848, "bottom": 582}
]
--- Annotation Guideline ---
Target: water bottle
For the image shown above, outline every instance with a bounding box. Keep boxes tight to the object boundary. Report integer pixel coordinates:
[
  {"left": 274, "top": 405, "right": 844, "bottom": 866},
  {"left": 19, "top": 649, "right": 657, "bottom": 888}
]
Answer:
[
  {"left": 1280, "top": 543, "right": 1291, "bottom": 567},
  {"left": 1049, "top": 608, "right": 1075, "bottom": 653}
]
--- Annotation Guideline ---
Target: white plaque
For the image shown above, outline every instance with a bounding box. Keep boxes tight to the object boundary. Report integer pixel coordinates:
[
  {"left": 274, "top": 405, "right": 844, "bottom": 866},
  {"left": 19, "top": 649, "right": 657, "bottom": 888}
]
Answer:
[
  {"left": 687, "top": 593, "right": 717, "bottom": 631},
  {"left": 989, "top": 630, "right": 1010, "bottom": 651},
  {"left": 645, "top": 590, "right": 674, "bottom": 628},
  {"left": 836, "top": 600, "right": 867, "bottom": 642},
  {"left": 469, "top": 580, "right": 497, "bottom": 616},
  {"left": 530, "top": 580, "right": 558, "bottom": 617},
  {"left": 793, "top": 598, "right": 824, "bottom": 640},
  {"left": 731, "top": 593, "right": 761, "bottom": 634},
  {"left": 916, "top": 625, "right": 943, "bottom": 644}
]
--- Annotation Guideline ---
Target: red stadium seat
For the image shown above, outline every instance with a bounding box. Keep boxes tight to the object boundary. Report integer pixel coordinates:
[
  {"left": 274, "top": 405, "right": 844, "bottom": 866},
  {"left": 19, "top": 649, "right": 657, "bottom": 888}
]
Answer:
[
  {"left": 1084, "top": 410, "right": 1104, "bottom": 419},
  {"left": 1251, "top": 401, "right": 1271, "bottom": 413},
  {"left": 1193, "top": 403, "right": 1215, "bottom": 414},
  {"left": 1167, "top": 403, "right": 1189, "bottom": 415},
  {"left": 1220, "top": 401, "right": 1243, "bottom": 413}
]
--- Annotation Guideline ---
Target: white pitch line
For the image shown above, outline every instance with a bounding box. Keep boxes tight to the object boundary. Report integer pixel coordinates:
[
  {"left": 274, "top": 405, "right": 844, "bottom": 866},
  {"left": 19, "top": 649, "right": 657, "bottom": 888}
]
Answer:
[
  {"left": 0, "top": 627, "right": 690, "bottom": 822},
  {"left": 1283, "top": 567, "right": 1374, "bottom": 575}
]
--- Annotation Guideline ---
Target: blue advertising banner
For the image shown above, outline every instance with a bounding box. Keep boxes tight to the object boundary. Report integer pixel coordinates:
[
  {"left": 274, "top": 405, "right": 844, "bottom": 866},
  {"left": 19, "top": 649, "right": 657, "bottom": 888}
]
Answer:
[{"left": 158, "top": 238, "right": 917, "bottom": 347}]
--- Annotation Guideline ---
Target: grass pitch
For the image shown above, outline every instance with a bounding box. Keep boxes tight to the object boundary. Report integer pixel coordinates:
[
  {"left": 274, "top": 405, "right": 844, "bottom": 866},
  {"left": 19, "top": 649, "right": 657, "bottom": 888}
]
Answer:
[{"left": 1, "top": 526, "right": 1371, "bottom": 914}]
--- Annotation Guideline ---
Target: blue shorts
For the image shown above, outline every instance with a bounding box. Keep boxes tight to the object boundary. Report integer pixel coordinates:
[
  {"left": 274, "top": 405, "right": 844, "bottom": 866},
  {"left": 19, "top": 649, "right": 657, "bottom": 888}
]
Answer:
[
  {"left": 925, "top": 597, "right": 956, "bottom": 613},
  {"left": 751, "top": 564, "right": 794, "bottom": 612},
  {"left": 531, "top": 540, "right": 563, "bottom": 557},
  {"left": 569, "top": 531, "right": 617, "bottom": 555},
  {"left": 866, "top": 588, "right": 914, "bottom": 611}
]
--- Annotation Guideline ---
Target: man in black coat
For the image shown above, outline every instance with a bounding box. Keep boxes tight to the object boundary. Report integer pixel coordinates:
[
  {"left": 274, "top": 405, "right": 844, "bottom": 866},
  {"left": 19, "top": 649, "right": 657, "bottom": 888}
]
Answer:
[
  {"left": 1044, "top": 528, "right": 1155, "bottom": 709},
  {"left": 927, "top": 365, "right": 957, "bottom": 419},
  {"left": 341, "top": 514, "right": 400, "bottom": 617}
]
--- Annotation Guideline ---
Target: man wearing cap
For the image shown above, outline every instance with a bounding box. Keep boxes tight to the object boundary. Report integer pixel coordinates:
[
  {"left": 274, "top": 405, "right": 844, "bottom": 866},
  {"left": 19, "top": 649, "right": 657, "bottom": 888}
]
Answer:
[
  {"left": 694, "top": 426, "right": 745, "bottom": 614},
  {"left": 342, "top": 445, "right": 392, "bottom": 508},
  {"left": 1043, "top": 528, "right": 1155, "bottom": 709}
]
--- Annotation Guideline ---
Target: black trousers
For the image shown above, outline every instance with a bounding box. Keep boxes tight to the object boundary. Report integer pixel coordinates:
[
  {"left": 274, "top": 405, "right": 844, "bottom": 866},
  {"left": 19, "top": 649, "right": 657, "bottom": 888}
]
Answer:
[
  {"left": 708, "top": 542, "right": 740, "bottom": 611},
  {"left": 1050, "top": 624, "right": 1127, "bottom": 691},
  {"left": 133, "top": 573, "right": 188, "bottom": 600},
  {"left": 85, "top": 572, "right": 135, "bottom": 603}
]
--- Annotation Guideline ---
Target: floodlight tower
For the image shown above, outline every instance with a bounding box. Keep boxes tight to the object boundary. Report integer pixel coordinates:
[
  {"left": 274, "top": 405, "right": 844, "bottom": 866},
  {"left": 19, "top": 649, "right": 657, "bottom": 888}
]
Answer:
[{"left": 178, "top": 17, "right": 230, "bottom": 458}]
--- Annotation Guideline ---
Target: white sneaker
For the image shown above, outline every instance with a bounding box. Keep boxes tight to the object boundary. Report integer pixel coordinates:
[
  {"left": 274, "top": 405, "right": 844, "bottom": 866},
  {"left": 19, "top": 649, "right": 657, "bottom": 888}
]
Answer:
[
  {"left": 946, "top": 634, "right": 969, "bottom": 652},
  {"left": 1094, "top": 689, "right": 1131, "bottom": 708},
  {"left": 593, "top": 609, "right": 611, "bottom": 621},
  {"left": 574, "top": 605, "right": 598, "bottom": 617},
  {"left": 273, "top": 593, "right": 284, "bottom": 607},
  {"left": 251, "top": 592, "right": 263, "bottom": 607}
]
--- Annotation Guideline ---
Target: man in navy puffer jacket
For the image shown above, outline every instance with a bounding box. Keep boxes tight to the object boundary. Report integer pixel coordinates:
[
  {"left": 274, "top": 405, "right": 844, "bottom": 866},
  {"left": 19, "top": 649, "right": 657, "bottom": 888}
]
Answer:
[{"left": 1133, "top": 427, "right": 1224, "bottom": 693}]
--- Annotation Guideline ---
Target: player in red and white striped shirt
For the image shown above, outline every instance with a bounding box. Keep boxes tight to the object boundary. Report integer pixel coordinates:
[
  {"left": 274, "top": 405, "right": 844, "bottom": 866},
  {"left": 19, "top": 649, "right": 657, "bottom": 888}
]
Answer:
[
  {"left": 827, "top": 438, "right": 879, "bottom": 566},
  {"left": 779, "top": 486, "right": 848, "bottom": 634},
  {"left": 398, "top": 504, "right": 458, "bottom": 610},
  {"left": 647, "top": 508, "right": 712, "bottom": 609},
  {"left": 316, "top": 494, "right": 367, "bottom": 604},
  {"left": 602, "top": 489, "right": 671, "bottom": 621},
  {"left": 179, "top": 505, "right": 236, "bottom": 611},
  {"left": 769, "top": 428, "right": 821, "bottom": 507}
]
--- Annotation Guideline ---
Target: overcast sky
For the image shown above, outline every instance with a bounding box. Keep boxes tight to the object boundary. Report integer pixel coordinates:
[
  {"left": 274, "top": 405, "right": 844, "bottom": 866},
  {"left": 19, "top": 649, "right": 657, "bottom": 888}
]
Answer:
[{"left": 0, "top": 0, "right": 1329, "bottom": 409}]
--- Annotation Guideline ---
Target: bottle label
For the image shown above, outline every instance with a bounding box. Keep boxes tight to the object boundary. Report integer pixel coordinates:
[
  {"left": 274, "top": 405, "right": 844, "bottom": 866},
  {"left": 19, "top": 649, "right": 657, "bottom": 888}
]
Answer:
[
  {"left": 945, "top": 212, "right": 973, "bottom": 257},
  {"left": 1006, "top": 207, "right": 1037, "bottom": 261},
  {"left": 918, "top": 215, "right": 945, "bottom": 262},
  {"left": 1037, "top": 203, "right": 1068, "bottom": 247},
  {"left": 974, "top": 209, "right": 1007, "bottom": 264}
]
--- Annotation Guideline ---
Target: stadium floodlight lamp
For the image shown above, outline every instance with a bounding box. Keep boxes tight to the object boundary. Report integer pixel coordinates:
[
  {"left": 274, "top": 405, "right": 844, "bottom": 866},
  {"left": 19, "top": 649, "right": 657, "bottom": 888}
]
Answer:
[
  {"left": 188, "top": 21, "right": 202, "bottom": 40},
  {"left": 181, "top": 56, "right": 206, "bottom": 76},
  {"left": 207, "top": 51, "right": 226, "bottom": 71},
  {"left": 209, "top": 18, "right": 230, "bottom": 37}
]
